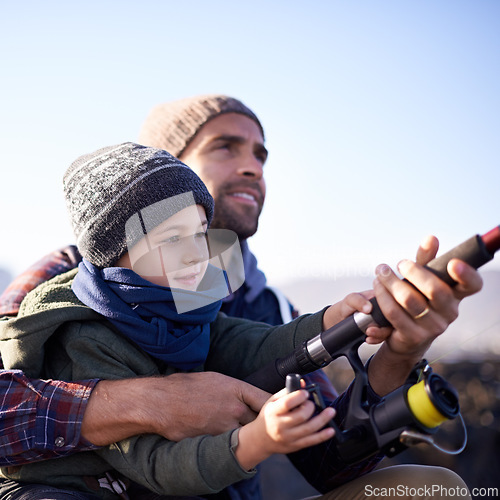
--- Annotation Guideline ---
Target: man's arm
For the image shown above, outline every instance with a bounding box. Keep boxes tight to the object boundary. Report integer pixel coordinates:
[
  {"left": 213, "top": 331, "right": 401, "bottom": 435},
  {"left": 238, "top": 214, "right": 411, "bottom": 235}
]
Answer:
[
  {"left": 0, "top": 370, "right": 268, "bottom": 465},
  {"left": 82, "top": 372, "right": 269, "bottom": 445}
]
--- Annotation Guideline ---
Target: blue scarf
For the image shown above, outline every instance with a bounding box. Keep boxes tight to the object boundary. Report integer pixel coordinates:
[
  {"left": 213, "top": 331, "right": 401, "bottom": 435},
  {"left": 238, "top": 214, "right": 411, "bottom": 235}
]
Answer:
[{"left": 72, "top": 259, "right": 222, "bottom": 370}]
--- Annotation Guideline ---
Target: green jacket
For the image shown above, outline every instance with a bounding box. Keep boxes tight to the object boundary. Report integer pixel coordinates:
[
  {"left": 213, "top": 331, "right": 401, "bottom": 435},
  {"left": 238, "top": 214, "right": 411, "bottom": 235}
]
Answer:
[{"left": 0, "top": 269, "right": 325, "bottom": 498}]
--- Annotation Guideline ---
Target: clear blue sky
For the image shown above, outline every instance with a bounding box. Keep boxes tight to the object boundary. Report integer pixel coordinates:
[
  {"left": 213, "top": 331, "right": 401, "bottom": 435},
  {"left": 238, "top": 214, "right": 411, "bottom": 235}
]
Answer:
[{"left": 1, "top": 0, "right": 499, "bottom": 285}]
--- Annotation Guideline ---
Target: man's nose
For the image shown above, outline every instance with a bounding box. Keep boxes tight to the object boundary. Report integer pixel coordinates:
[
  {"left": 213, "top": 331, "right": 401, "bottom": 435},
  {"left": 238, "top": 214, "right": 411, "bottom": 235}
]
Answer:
[{"left": 236, "top": 153, "right": 264, "bottom": 180}]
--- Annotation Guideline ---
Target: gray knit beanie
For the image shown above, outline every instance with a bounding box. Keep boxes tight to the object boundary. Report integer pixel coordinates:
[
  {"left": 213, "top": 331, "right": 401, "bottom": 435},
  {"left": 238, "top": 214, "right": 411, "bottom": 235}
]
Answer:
[
  {"left": 138, "top": 94, "right": 265, "bottom": 158},
  {"left": 64, "top": 142, "right": 214, "bottom": 268}
]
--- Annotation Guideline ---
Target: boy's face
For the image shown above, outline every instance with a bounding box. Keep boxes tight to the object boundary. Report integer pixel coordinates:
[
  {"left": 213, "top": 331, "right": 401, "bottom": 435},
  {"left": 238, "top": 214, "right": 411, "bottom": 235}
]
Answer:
[
  {"left": 117, "top": 205, "right": 209, "bottom": 291},
  {"left": 180, "top": 113, "right": 267, "bottom": 240}
]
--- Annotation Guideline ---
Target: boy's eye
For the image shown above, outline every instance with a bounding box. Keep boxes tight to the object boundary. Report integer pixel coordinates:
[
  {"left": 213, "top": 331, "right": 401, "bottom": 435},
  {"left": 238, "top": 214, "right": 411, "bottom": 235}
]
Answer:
[
  {"left": 162, "top": 235, "right": 180, "bottom": 244},
  {"left": 159, "top": 232, "right": 206, "bottom": 245}
]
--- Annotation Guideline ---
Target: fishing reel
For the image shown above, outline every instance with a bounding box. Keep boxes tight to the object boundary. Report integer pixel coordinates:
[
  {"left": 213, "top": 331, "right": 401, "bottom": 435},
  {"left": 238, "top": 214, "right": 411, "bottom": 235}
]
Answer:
[{"left": 286, "top": 352, "right": 466, "bottom": 465}]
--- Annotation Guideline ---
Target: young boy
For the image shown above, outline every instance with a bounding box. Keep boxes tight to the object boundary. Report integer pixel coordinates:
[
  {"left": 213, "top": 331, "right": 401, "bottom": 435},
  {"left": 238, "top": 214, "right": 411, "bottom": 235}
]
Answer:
[
  {"left": 0, "top": 143, "right": 470, "bottom": 499},
  {"left": 0, "top": 142, "right": 377, "bottom": 498}
]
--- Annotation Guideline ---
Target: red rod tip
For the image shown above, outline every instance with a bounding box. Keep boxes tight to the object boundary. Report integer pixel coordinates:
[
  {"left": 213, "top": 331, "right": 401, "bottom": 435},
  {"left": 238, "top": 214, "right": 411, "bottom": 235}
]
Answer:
[{"left": 482, "top": 225, "right": 500, "bottom": 254}]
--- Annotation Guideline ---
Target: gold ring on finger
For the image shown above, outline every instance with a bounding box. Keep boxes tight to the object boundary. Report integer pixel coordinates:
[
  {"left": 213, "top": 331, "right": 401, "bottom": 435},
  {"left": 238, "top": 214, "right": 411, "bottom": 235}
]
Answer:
[{"left": 413, "top": 306, "right": 430, "bottom": 320}]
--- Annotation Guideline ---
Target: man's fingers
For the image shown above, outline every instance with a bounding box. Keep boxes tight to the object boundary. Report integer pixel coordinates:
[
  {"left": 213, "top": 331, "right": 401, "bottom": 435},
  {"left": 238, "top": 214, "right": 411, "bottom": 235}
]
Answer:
[
  {"left": 375, "top": 263, "right": 433, "bottom": 318},
  {"left": 416, "top": 235, "right": 439, "bottom": 266},
  {"left": 447, "top": 258, "right": 483, "bottom": 299},
  {"left": 237, "top": 381, "right": 271, "bottom": 424},
  {"left": 373, "top": 267, "right": 450, "bottom": 344},
  {"left": 396, "top": 259, "right": 452, "bottom": 313},
  {"left": 416, "top": 237, "right": 483, "bottom": 300}
]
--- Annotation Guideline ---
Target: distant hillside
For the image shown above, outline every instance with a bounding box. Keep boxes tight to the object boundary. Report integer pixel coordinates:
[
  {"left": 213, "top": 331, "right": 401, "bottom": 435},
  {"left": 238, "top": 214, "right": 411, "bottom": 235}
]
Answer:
[
  {"left": 278, "top": 270, "right": 500, "bottom": 362},
  {"left": 0, "top": 268, "right": 12, "bottom": 296}
]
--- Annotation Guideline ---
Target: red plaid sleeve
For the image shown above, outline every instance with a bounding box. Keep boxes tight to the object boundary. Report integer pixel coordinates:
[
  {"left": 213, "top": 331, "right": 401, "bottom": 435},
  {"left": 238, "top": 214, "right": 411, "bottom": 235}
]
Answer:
[
  {"left": 0, "top": 245, "right": 81, "bottom": 317},
  {"left": 0, "top": 370, "right": 99, "bottom": 466}
]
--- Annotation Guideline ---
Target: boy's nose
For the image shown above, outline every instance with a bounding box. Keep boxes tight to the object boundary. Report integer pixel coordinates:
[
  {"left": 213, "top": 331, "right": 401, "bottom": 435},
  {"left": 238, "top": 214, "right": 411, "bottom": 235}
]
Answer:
[{"left": 183, "top": 236, "right": 208, "bottom": 264}]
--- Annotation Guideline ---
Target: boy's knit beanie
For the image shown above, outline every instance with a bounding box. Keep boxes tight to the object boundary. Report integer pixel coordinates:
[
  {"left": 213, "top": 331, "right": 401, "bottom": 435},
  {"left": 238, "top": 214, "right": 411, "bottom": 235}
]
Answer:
[
  {"left": 63, "top": 142, "right": 214, "bottom": 268},
  {"left": 138, "top": 94, "right": 265, "bottom": 158}
]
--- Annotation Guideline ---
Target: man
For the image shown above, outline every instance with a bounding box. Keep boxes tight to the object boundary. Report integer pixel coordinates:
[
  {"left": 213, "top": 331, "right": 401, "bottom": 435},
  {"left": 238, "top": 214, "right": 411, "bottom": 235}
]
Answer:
[{"left": 0, "top": 96, "right": 482, "bottom": 498}]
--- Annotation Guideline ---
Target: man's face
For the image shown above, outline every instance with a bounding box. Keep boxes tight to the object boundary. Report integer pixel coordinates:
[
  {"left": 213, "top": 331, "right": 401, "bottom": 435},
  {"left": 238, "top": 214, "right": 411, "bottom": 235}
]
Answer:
[{"left": 180, "top": 113, "right": 268, "bottom": 240}]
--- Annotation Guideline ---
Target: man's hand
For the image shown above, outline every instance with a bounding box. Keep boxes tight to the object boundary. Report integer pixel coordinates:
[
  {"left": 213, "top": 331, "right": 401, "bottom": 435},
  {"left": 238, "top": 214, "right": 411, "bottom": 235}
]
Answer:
[
  {"left": 81, "top": 372, "right": 270, "bottom": 446},
  {"left": 366, "top": 235, "right": 483, "bottom": 395}
]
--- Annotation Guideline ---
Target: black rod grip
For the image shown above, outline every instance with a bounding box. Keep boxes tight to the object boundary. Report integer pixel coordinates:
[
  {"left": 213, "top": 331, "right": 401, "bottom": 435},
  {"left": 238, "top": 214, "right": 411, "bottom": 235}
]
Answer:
[
  {"left": 320, "top": 315, "right": 367, "bottom": 355},
  {"left": 368, "top": 233, "right": 494, "bottom": 329},
  {"left": 425, "top": 235, "right": 493, "bottom": 286},
  {"left": 245, "top": 348, "right": 311, "bottom": 393},
  {"left": 244, "top": 357, "right": 290, "bottom": 393},
  {"left": 369, "top": 298, "right": 392, "bottom": 328}
]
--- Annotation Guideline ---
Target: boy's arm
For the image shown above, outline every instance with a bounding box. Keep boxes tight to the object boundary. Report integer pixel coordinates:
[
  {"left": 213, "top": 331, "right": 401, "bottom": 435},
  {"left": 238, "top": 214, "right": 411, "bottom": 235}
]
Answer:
[{"left": 64, "top": 325, "right": 259, "bottom": 496}]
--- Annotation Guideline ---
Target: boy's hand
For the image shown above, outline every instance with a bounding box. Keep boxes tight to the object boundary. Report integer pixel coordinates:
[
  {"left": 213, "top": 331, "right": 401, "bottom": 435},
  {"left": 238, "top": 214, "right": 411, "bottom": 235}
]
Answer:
[{"left": 235, "top": 389, "right": 335, "bottom": 471}]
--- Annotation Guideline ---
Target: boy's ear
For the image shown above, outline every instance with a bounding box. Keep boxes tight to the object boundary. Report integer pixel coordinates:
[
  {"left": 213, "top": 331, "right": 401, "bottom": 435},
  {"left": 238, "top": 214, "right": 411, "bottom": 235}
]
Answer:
[{"left": 125, "top": 212, "right": 165, "bottom": 277}]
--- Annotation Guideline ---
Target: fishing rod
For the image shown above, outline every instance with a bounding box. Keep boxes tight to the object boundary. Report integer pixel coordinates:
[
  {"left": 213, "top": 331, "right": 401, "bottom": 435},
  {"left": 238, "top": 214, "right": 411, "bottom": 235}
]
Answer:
[
  {"left": 246, "top": 225, "right": 500, "bottom": 465},
  {"left": 246, "top": 225, "right": 500, "bottom": 392}
]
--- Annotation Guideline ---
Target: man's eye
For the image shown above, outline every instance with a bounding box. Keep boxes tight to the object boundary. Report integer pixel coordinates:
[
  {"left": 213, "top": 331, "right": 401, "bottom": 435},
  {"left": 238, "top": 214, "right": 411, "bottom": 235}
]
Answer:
[
  {"left": 217, "top": 142, "right": 230, "bottom": 150},
  {"left": 255, "top": 149, "right": 268, "bottom": 164}
]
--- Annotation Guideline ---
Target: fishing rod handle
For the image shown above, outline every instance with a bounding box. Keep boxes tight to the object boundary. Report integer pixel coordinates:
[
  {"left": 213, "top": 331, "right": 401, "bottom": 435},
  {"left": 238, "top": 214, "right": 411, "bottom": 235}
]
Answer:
[
  {"left": 425, "top": 234, "right": 495, "bottom": 287},
  {"left": 367, "top": 229, "right": 499, "bottom": 329}
]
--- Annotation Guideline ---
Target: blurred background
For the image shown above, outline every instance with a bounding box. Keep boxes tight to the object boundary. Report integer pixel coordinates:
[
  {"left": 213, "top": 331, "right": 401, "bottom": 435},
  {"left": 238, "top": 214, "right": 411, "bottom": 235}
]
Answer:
[{"left": 1, "top": 1, "right": 499, "bottom": 497}]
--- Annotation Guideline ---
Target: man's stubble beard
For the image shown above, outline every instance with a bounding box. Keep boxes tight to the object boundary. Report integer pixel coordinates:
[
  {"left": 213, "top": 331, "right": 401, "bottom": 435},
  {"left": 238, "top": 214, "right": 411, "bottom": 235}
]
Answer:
[{"left": 210, "top": 195, "right": 261, "bottom": 241}]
